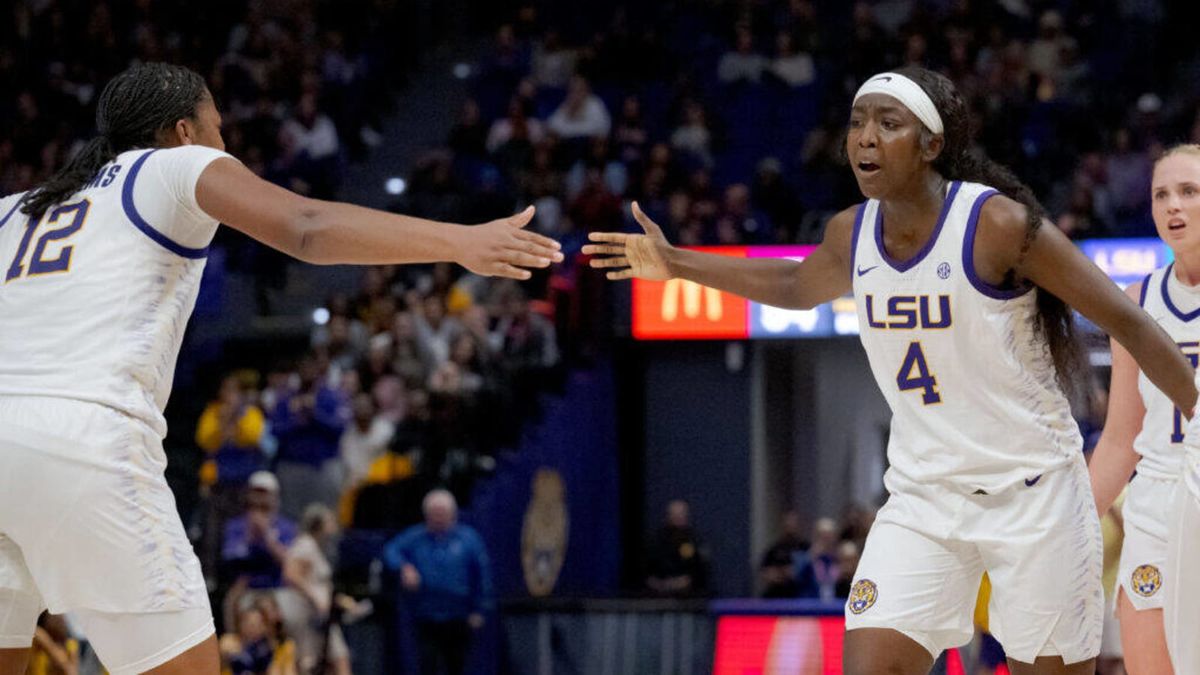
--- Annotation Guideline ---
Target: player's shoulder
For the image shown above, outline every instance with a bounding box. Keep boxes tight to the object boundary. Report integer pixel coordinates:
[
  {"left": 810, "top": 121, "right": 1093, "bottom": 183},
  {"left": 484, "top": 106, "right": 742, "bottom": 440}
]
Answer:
[
  {"left": 1126, "top": 265, "right": 1166, "bottom": 305},
  {"left": 822, "top": 204, "right": 863, "bottom": 243},
  {"left": 975, "top": 191, "right": 1028, "bottom": 237}
]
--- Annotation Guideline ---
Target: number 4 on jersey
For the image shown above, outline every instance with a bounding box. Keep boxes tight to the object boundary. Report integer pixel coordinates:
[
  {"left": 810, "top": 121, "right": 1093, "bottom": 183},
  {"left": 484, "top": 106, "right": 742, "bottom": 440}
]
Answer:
[{"left": 897, "top": 341, "right": 941, "bottom": 405}]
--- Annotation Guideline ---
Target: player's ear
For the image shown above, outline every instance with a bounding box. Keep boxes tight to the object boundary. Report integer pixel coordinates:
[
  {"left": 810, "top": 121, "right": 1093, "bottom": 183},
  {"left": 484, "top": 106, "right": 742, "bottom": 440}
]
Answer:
[{"left": 921, "top": 133, "right": 944, "bottom": 163}]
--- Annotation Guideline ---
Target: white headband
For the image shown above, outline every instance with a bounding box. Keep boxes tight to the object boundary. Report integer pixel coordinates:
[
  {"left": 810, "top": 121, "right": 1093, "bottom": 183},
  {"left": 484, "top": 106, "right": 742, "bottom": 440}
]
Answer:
[{"left": 853, "top": 73, "right": 943, "bottom": 134}]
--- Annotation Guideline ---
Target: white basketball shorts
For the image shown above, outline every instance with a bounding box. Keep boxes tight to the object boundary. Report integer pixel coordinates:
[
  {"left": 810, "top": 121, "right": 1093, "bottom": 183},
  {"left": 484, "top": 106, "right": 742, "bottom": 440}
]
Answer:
[
  {"left": 844, "top": 457, "right": 1103, "bottom": 665},
  {"left": 1117, "top": 474, "right": 1177, "bottom": 611},
  {"left": 0, "top": 396, "right": 213, "bottom": 672}
]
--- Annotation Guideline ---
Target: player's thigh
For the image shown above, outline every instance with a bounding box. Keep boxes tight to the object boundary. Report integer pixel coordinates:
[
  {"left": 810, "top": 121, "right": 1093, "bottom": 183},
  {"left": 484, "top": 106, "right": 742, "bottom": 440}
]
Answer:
[
  {"left": 983, "top": 462, "right": 1103, "bottom": 666},
  {"left": 74, "top": 607, "right": 216, "bottom": 675},
  {"left": 1116, "top": 589, "right": 1173, "bottom": 675},
  {"left": 844, "top": 518, "right": 981, "bottom": 662},
  {"left": 843, "top": 627, "right": 935, "bottom": 675}
]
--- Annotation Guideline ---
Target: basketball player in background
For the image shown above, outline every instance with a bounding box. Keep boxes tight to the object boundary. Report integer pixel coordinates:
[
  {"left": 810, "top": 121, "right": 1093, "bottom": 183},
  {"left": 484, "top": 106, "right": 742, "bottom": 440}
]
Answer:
[
  {"left": 1088, "top": 144, "right": 1200, "bottom": 674},
  {"left": 0, "top": 63, "right": 562, "bottom": 675},
  {"left": 585, "top": 67, "right": 1197, "bottom": 675},
  {"left": 1174, "top": 374, "right": 1200, "bottom": 674}
]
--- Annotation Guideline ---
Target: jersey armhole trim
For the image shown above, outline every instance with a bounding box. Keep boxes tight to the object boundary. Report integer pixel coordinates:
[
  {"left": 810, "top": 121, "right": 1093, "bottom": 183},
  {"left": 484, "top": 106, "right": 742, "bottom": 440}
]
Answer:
[
  {"left": 0, "top": 196, "right": 24, "bottom": 231},
  {"left": 1160, "top": 262, "right": 1200, "bottom": 322},
  {"left": 848, "top": 201, "right": 867, "bottom": 282},
  {"left": 1137, "top": 273, "right": 1152, "bottom": 307},
  {"left": 122, "top": 150, "right": 209, "bottom": 259},
  {"left": 962, "top": 189, "right": 1033, "bottom": 300}
]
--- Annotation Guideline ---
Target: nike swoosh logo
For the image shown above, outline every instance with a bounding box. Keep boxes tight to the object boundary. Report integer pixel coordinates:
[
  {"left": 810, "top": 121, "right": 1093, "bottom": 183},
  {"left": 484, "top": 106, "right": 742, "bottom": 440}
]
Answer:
[
  {"left": 1025, "top": 474, "right": 1043, "bottom": 487},
  {"left": 874, "top": 76, "right": 892, "bottom": 82},
  {"left": 856, "top": 265, "right": 878, "bottom": 277}
]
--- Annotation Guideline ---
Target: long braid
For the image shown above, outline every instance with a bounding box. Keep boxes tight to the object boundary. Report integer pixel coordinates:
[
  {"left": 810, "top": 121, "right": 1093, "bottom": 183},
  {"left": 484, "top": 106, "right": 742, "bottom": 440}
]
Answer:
[
  {"left": 893, "top": 65, "right": 1085, "bottom": 397},
  {"left": 21, "top": 63, "right": 208, "bottom": 218}
]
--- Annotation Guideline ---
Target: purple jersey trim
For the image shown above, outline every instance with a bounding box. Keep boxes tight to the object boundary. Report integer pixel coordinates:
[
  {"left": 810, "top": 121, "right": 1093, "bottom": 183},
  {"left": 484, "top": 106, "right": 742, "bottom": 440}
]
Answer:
[
  {"left": 962, "top": 189, "right": 1033, "bottom": 300},
  {"left": 874, "top": 181, "right": 961, "bottom": 273},
  {"left": 1137, "top": 273, "right": 1152, "bottom": 307},
  {"left": 1160, "top": 263, "right": 1200, "bottom": 322},
  {"left": 122, "top": 149, "right": 209, "bottom": 259},
  {"left": 849, "top": 202, "right": 867, "bottom": 282}
]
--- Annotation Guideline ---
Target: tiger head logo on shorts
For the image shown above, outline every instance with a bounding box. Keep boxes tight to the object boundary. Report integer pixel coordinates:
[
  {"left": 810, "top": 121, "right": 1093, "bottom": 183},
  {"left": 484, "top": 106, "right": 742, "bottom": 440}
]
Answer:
[
  {"left": 848, "top": 579, "right": 878, "bottom": 615},
  {"left": 1131, "top": 564, "right": 1162, "bottom": 597}
]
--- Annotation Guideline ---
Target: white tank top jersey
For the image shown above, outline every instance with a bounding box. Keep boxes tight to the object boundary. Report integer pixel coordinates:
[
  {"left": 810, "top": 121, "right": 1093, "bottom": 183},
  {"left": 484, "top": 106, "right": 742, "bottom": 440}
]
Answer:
[
  {"left": 851, "top": 180, "right": 1081, "bottom": 493},
  {"left": 0, "top": 145, "right": 235, "bottom": 437},
  {"left": 1131, "top": 264, "right": 1200, "bottom": 484}
]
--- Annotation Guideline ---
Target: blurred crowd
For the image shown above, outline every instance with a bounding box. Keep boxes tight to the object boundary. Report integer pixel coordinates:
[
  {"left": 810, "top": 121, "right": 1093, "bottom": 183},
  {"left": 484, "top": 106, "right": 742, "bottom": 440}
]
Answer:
[{"left": 402, "top": 0, "right": 1198, "bottom": 247}]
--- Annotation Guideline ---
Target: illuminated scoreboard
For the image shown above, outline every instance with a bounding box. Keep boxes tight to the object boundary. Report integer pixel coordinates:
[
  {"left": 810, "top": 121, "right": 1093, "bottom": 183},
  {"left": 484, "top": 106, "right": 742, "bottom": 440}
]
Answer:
[{"left": 631, "top": 238, "right": 1169, "bottom": 340}]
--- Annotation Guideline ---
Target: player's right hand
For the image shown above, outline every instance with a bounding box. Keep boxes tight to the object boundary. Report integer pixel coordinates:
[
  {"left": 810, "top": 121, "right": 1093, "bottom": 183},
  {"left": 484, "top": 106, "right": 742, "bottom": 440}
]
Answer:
[
  {"left": 457, "top": 206, "right": 563, "bottom": 280},
  {"left": 584, "top": 201, "right": 675, "bottom": 281}
]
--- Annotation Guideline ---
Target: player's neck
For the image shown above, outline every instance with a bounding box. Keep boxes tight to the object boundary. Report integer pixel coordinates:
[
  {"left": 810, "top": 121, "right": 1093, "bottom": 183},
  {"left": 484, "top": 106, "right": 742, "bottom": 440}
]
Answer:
[
  {"left": 879, "top": 173, "right": 948, "bottom": 237},
  {"left": 1173, "top": 249, "right": 1200, "bottom": 287}
]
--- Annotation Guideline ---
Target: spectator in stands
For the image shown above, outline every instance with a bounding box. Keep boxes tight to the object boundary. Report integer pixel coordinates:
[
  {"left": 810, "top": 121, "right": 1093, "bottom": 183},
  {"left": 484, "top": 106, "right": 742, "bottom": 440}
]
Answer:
[
  {"left": 670, "top": 101, "right": 714, "bottom": 169},
  {"left": 715, "top": 183, "right": 772, "bottom": 244},
  {"left": 767, "top": 30, "right": 815, "bottom": 87},
  {"left": 486, "top": 96, "right": 546, "bottom": 155},
  {"left": 612, "top": 95, "right": 649, "bottom": 166},
  {"left": 793, "top": 517, "right": 840, "bottom": 601},
  {"left": 279, "top": 92, "right": 341, "bottom": 196},
  {"left": 279, "top": 504, "right": 361, "bottom": 675},
  {"left": 546, "top": 76, "right": 612, "bottom": 140},
  {"left": 448, "top": 98, "right": 488, "bottom": 159},
  {"left": 413, "top": 293, "right": 463, "bottom": 367},
  {"left": 197, "top": 372, "right": 268, "bottom": 575},
  {"left": 645, "top": 500, "right": 711, "bottom": 597},
  {"left": 718, "top": 24, "right": 766, "bottom": 85},
  {"left": 222, "top": 471, "right": 298, "bottom": 590},
  {"left": 219, "top": 598, "right": 298, "bottom": 675},
  {"left": 759, "top": 510, "right": 808, "bottom": 598},
  {"left": 834, "top": 540, "right": 861, "bottom": 598},
  {"left": 270, "top": 354, "right": 349, "bottom": 518},
  {"left": 340, "top": 392, "right": 395, "bottom": 490},
  {"left": 382, "top": 490, "right": 493, "bottom": 675},
  {"left": 531, "top": 28, "right": 576, "bottom": 89}
]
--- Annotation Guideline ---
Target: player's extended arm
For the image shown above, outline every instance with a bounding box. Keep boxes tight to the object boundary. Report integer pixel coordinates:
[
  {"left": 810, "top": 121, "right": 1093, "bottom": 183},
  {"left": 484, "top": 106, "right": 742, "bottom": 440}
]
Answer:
[
  {"left": 195, "top": 157, "right": 562, "bottom": 279},
  {"left": 582, "top": 201, "right": 855, "bottom": 309},
  {"left": 977, "top": 197, "right": 1197, "bottom": 414},
  {"left": 1088, "top": 283, "right": 1147, "bottom": 516}
]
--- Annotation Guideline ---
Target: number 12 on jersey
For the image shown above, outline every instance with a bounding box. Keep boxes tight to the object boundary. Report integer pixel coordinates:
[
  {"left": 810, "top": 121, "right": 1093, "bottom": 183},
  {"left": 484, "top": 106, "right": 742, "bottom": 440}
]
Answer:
[
  {"left": 1171, "top": 341, "right": 1200, "bottom": 443},
  {"left": 897, "top": 341, "right": 941, "bottom": 405},
  {"left": 4, "top": 200, "right": 90, "bottom": 283}
]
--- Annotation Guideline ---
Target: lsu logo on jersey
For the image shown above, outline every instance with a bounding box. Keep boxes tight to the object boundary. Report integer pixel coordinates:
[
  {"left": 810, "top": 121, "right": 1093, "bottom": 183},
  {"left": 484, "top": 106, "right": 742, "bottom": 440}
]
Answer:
[
  {"left": 847, "top": 579, "right": 878, "bottom": 615},
  {"left": 864, "top": 295, "right": 952, "bottom": 330},
  {"left": 1131, "top": 564, "right": 1162, "bottom": 597}
]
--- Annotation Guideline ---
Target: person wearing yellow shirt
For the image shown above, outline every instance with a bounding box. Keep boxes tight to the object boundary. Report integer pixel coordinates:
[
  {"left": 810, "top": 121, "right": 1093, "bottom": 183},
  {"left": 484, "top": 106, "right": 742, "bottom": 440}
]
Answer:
[{"left": 196, "top": 372, "right": 267, "bottom": 575}]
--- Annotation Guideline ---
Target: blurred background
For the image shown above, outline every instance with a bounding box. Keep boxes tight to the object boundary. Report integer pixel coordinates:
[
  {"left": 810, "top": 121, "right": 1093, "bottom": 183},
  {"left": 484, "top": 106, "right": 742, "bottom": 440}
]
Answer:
[{"left": 4, "top": 0, "right": 1196, "bottom": 673}]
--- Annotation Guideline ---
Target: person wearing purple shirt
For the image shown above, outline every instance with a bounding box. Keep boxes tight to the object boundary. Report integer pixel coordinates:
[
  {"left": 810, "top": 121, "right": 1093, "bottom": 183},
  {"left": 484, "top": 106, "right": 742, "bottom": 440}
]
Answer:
[
  {"left": 221, "top": 472, "right": 298, "bottom": 589},
  {"left": 269, "top": 354, "right": 350, "bottom": 519}
]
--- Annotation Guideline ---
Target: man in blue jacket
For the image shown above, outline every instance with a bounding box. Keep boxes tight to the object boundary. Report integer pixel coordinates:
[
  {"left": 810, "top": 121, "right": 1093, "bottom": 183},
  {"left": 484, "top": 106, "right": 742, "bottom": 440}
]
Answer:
[{"left": 382, "top": 489, "right": 493, "bottom": 675}]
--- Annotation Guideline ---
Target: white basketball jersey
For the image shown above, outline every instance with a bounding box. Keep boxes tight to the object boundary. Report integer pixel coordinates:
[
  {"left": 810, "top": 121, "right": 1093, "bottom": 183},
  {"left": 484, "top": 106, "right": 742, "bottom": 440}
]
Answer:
[
  {"left": 1132, "top": 264, "right": 1200, "bottom": 484},
  {"left": 0, "top": 145, "right": 234, "bottom": 437},
  {"left": 852, "top": 180, "right": 1081, "bottom": 493}
]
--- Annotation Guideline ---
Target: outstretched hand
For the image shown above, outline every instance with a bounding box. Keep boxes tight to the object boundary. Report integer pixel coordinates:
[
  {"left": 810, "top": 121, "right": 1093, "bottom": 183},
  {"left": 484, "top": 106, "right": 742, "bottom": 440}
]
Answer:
[
  {"left": 458, "top": 206, "right": 564, "bottom": 280},
  {"left": 582, "top": 201, "right": 675, "bottom": 281}
]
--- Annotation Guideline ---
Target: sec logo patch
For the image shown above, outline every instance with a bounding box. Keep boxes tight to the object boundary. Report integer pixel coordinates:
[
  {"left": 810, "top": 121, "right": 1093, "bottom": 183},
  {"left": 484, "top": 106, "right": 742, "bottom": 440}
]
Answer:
[{"left": 848, "top": 579, "right": 878, "bottom": 615}]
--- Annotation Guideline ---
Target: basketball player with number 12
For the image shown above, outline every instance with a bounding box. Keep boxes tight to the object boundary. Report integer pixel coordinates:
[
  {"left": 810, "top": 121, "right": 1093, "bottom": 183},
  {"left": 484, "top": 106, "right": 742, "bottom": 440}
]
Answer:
[{"left": 0, "top": 63, "right": 561, "bottom": 675}]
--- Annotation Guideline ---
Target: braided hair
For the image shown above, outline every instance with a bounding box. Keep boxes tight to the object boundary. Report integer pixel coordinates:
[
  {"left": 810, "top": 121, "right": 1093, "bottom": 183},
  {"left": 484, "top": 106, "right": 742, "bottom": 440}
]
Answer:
[
  {"left": 21, "top": 62, "right": 209, "bottom": 218},
  {"left": 892, "top": 65, "right": 1084, "bottom": 395}
]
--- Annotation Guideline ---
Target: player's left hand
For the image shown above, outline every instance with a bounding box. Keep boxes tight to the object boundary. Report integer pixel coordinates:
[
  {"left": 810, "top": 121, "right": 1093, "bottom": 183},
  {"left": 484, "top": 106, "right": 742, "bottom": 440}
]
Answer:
[{"left": 456, "top": 206, "right": 564, "bottom": 280}]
